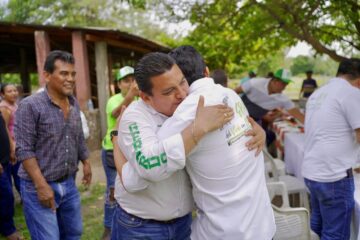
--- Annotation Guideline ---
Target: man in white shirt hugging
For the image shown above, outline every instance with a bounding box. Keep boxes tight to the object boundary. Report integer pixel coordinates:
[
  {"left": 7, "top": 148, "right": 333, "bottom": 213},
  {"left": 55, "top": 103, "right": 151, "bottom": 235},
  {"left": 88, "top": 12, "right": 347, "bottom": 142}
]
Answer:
[{"left": 112, "top": 48, "right": 272, "bottom": 240}]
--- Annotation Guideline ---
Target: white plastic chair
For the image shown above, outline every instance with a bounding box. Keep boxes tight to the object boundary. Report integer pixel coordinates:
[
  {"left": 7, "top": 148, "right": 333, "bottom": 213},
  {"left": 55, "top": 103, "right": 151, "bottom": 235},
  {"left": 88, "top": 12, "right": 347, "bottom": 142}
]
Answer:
[
  {"left": 267, "top": 182, "right": 319, "bottom": 240},
  {"left": 263, "top": 150, "right": 310, "bottom": 210}
]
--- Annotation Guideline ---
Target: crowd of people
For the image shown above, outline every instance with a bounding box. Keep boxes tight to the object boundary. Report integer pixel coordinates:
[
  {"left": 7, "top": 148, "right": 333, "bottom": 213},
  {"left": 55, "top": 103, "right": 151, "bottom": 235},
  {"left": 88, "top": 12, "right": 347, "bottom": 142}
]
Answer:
[{"left": 0, "top": 45, "right": 359, "bottom": 240}]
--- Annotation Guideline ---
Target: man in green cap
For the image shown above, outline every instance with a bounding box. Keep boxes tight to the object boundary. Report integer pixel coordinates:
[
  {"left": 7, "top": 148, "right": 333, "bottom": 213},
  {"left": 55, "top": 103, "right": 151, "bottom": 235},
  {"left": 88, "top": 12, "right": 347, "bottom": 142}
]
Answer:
[
  {"left": 101, "top": 66, "right": 138, "bottom": 240},
  {"left": 235, "top": 68, "right": 304, "bottom": 124}
]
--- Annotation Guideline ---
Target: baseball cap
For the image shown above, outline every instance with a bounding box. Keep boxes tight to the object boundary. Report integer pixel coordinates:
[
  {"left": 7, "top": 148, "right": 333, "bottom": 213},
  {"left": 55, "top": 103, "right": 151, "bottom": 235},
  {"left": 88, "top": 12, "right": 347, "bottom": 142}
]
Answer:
[
  {"left": 274, "top": 69, "right": 293, "bottom": 84},
  {"left": 116, "top": 66, "right": 134, "bottom": 81}
]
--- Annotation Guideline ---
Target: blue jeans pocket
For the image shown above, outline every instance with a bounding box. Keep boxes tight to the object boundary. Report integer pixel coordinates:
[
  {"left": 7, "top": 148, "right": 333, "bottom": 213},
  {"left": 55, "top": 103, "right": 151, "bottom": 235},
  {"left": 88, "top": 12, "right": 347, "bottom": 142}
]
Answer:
[
  {"left": 23, "top": 180, "right": 37, "bottom": 193},
  {"left": 116, "top": 207, "right": 144, "bottom": 228}
]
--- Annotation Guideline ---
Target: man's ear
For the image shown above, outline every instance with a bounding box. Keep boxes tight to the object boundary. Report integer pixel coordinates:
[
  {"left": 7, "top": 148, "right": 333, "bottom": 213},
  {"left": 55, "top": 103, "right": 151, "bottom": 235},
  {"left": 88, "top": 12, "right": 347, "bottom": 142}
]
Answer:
[
  {"left": 204, "top": 67, "right": 210, "bottom": 77},
  {"left": 139, "top": 91, "right": 152, "bottom": 104},
  {"left": 43, "top": 71, "right": 51, "bottom": 84}
]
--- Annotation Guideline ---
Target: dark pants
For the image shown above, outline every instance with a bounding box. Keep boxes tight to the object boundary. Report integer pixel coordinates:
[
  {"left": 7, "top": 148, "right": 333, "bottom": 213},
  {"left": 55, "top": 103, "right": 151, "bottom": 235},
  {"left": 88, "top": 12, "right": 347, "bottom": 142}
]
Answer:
[
  {"left": 305, "top": 174, "right": 354, "bottom": 240},
  {"left": 111, "top": 205, "right": 192, "bottom": 240},
  {"left": 11, "top": 161, "right": 20, "bottom": 195},
  {"left": 0, "top": 163, "right": 16, "bottom": 237}
]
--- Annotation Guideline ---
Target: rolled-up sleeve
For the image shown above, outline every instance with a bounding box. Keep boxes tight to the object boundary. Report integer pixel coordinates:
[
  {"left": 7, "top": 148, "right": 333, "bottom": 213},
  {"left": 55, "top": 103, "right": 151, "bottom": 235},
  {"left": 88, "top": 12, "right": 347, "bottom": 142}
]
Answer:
[{"left": 14, "top": 101, "right": 37, "bottom": 162}]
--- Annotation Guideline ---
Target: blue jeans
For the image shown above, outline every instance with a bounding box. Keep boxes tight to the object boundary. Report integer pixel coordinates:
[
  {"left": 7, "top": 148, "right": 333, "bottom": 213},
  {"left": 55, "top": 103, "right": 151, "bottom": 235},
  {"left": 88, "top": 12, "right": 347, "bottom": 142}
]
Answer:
[
  {"left": 0, "top": 163, "right": 16, "bottom": 237},
  {"left": 102, "top": 149, "right": 117, "bottom": 228},
  {"left": 11, "top": 161, "right": 21, "bottom": 195},
  {"left": 20, "top": 177, "right": 83, "bottom": 240},
  {"left": 305, "top": 176, "right": 354, "bottom": 240},
  {"left": 111, "top": 205, "right": 192, "bottom": 240}
]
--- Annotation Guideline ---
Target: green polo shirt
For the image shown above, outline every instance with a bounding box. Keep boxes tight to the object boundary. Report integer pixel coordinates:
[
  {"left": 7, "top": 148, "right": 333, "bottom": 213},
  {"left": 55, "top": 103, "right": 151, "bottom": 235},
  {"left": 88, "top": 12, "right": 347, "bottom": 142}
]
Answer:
[{"left": 102, "top": 94, "right": 125, "bottom": 150}]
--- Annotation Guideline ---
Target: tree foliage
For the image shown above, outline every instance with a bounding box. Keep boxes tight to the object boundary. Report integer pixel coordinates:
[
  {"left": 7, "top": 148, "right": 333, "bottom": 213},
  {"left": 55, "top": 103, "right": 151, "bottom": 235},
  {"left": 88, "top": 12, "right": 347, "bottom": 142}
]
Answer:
[
  {"left": 0, "top": 0, "right": 171, "bottom": 43},
  {"left": 147, "top": 0, "right": 359, "bottom": 73}
]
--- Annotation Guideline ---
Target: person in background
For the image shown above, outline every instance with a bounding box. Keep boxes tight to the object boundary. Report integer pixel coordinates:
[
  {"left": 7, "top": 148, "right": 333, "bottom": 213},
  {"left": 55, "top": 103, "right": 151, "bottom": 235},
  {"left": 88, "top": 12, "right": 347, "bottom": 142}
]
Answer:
[
  {"left": 267, "top": 72, "right": 274, "bottom": 78},
  {"left": 300, "top": 70, "right": 318, "bottom": 99},
  {"left": 238, "top": 70, "right": 256, "bottom": 86},
  {"left": 235, "top": 68, "right": 305, "bottom": 124},
  {"left": 0, "top": 111, "right": 23, "bottom": 240},
  {"left": 14, "top": 50, "right": 92, "bottom": 240},
  {"left": 302, "top": 58, "right": 360, "bottom": 239},
  {"left": 0, "top": 83, "right": 20, "bottom": 195},
  {"left": 211, "top": 69, "right": 228, "bottom": 87},
  {"left": 101, "top": 66, "right": 138, "bottom": 240}
]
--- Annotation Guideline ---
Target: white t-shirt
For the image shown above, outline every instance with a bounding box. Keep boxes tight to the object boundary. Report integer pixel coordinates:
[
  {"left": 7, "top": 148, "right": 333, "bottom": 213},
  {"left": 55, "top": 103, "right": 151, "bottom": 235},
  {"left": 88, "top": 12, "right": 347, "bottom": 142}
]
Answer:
[
  {"left": 302, "top": 78, "right": 360, "bottom": 182},
  {"left": 242, "top": 77, "right": 295, "bottom": 110},
  {"left": 158, "top": 78, "right": 275, "bottom": 240},
  {"left": 115, "top": 100, "right": 194, "bottom": 220}
]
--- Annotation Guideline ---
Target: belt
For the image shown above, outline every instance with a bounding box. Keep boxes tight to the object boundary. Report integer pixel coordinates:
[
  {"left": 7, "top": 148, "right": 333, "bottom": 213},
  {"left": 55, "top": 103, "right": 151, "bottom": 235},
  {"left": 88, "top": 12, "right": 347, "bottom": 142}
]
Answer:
[
  {"left": 147, "top": 217, "right": 183, "bottom": 224},
  {"left": 54, "top": 174, "right": 70, "bottom": 183},
  {"left": 346, "top": 168, "right": 353, "bottom": 178}
]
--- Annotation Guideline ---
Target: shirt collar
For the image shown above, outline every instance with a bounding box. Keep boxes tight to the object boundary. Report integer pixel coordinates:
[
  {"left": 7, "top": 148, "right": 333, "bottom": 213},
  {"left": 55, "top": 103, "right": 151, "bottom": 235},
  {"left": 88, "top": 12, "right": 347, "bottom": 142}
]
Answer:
[
  {"left": 42, "top": 87, "right": 76, "bottom": 106},
  {"left": 139, "top": 99, "right": 169, "bottom": 119},
  {"left": 330, "top": 77, "right": 353, "bottom": 87},
  {"left": 189, "top": 77, "right": 214, "bottom": 94}
]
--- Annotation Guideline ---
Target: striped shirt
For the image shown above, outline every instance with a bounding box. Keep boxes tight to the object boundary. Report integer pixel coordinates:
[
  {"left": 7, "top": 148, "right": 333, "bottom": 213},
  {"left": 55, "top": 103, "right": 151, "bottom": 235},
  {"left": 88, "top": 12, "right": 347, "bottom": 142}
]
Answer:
[{"left": 14, "top": 89, "right": 89, "bottom": 181}]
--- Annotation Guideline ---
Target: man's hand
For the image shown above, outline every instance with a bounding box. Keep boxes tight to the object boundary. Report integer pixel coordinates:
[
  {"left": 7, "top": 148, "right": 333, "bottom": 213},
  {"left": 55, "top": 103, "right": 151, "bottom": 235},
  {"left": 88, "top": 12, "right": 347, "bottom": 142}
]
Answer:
[
  {"left": 195, "top": 96, "right": 234, "bottom": 135},
  {"left": 82, "top": 159, "right": 92, "bottom": 188},
  {"left": 36, "top": 182, "right": 56, "bottom": 211},
  {"left": 9, "top": 141, "right": 16, "bottom": 164},
  {"left": 126, "top": 81, "right": 139, "bottom": 99},
  {"left": 245, "top": 117, "right": 266, "bottom": 156},
  {"left": 0, "top": 163, "right": 3, "bottom": 175}
]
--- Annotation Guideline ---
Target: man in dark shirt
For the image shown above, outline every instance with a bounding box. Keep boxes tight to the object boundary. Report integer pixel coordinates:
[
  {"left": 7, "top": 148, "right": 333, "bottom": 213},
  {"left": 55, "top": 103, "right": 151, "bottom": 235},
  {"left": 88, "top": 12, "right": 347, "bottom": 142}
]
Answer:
[
  {"left": 14, "top": 50, "right": 92, "bottom": 240},
  {"left": 0, "top": 112, "right": 22, "bottom": 240},
  {"left": 300, "top": 70, "right": 318, "bottom": 98}
]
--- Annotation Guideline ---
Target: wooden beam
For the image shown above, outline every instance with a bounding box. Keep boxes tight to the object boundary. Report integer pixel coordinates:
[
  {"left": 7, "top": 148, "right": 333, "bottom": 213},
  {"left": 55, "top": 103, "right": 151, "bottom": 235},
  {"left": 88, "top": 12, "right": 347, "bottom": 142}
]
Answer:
[
  {"left": 86, "top": 34, "right": 150, "bottom": 54},
  {"left": 19, "top": 48, "right": 31, "bottom": 94},
  {"left": 95, "top": 42, "right": 110, "bottom": 138},
  {"left": 72, "top": 31, "right": 91, "bottom": 110},
  {"left": 34, "top": 31, "right": 50, "bottom": 87}
]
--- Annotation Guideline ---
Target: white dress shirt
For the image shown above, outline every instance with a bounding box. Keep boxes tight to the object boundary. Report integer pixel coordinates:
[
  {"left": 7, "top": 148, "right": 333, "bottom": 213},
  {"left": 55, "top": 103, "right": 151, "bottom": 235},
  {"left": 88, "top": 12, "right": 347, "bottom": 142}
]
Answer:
[
  {"left": 158, "top": 78, "right": 275, "bottom": 240},
  {"left": 115, "top": 100, "right": 194, "bottom": 220}
]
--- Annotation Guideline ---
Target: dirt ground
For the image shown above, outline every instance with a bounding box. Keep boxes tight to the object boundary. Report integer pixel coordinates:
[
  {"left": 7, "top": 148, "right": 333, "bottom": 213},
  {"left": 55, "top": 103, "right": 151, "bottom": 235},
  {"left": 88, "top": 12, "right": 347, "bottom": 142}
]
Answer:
[{"left": 76, "top": 149, "right": 106, "bottom": 186}]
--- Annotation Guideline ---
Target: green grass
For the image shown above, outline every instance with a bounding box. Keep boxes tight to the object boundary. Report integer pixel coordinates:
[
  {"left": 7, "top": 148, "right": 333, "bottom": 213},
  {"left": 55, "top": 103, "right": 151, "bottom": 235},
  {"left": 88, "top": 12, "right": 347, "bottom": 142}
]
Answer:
[{"left": 0, "top": 183, "right": 106, "bottom": 240}]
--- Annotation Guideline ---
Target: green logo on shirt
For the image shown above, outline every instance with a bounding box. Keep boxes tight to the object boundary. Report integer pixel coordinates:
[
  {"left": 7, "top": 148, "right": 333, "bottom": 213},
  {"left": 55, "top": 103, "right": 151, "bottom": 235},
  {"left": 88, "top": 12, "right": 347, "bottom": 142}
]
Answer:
[{"left": 129, "top": 123, "right": 167, "bottom": 169}]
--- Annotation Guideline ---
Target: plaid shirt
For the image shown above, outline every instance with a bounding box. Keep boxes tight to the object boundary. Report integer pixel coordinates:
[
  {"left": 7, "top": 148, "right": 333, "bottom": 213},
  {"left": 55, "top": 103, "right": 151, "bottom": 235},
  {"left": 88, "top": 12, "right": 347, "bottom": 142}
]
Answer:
[{"left": 15, "top": 89, "right": 89, "bottom": 181}]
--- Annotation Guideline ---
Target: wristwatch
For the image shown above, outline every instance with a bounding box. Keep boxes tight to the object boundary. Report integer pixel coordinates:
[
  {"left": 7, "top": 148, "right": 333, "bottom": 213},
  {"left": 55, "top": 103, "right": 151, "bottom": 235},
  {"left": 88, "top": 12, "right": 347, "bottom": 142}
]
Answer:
[{"left": 110, "top": 130, "right": 118, "bottom": 141}]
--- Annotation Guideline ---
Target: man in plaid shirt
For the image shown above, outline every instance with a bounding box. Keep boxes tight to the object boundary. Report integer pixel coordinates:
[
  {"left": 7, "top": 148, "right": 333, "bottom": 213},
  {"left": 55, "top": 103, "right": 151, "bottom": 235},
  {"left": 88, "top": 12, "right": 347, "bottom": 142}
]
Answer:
[{"left": 14, "top": 50, "right": 92, "bottom": 240}]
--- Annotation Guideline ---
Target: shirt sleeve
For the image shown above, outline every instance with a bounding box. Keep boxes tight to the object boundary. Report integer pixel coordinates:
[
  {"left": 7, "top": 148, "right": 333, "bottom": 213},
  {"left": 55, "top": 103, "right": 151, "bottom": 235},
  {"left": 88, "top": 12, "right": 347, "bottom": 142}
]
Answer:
[
  {"left": 279, "top": 94, "right": 295, "bottom": 110},
  {"left": 241, "top": 80, "right": 251, "bottom": 93},
  {"left": 121, "top": 162, "right": 149, "bottom": 192},
  {"left": 14, "top": 100, "right": 37, "bottom": 162},
  {"left": 117, "top": 108, "right": 186, "bottom": 182},
  {"left": 342, "top": 89, "right": 360, "bottom": 130},
  {"left": 80, "top": 111, "right": 90, "bottom": 140},
  {"left": 76, "top": 106, "right": 89, "bottom": 161}
]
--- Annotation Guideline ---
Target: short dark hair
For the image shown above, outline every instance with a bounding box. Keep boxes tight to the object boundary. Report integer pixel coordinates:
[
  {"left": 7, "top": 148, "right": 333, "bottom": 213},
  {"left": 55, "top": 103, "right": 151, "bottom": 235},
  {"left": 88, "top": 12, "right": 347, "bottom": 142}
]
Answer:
[
  {"left": 211, "top": 69, "right": 228, "bottom": 87},
  {"left": 44, "top": 50, "right": 75, "bottom": 73},
  {"left": 134, "top": 52, "right": 175, "bottom": 96},
  {"left": 336, "top": 58, "right": 360, "bottom": 80},
  {"left": 0, "top": 83, "right": 15, "bottom": 94},
  {"left": 168, "top": 45, "right": 206, "bottom": 86}
]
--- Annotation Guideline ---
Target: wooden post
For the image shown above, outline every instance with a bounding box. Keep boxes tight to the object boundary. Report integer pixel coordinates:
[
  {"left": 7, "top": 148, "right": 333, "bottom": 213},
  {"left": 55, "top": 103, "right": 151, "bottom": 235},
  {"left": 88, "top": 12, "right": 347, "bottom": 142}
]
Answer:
[
  {"left": 72, "top": 31, "right": 91, "bottom": 110},
  {"left": 95, "top": 42, "right": 110, "bottom": 138},
  {"left": 19, "top": 48, "right": 31, "bottom": 94},
  {"left": 34, "top": 31, "right": 50, "bottom": 88}
]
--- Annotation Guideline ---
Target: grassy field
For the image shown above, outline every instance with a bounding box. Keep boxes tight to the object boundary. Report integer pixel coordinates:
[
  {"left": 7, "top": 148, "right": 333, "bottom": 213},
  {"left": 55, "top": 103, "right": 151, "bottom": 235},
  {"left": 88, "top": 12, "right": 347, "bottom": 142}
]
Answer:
[{"left": 0, "top": 183, "right": 106, "bottom": 240}]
